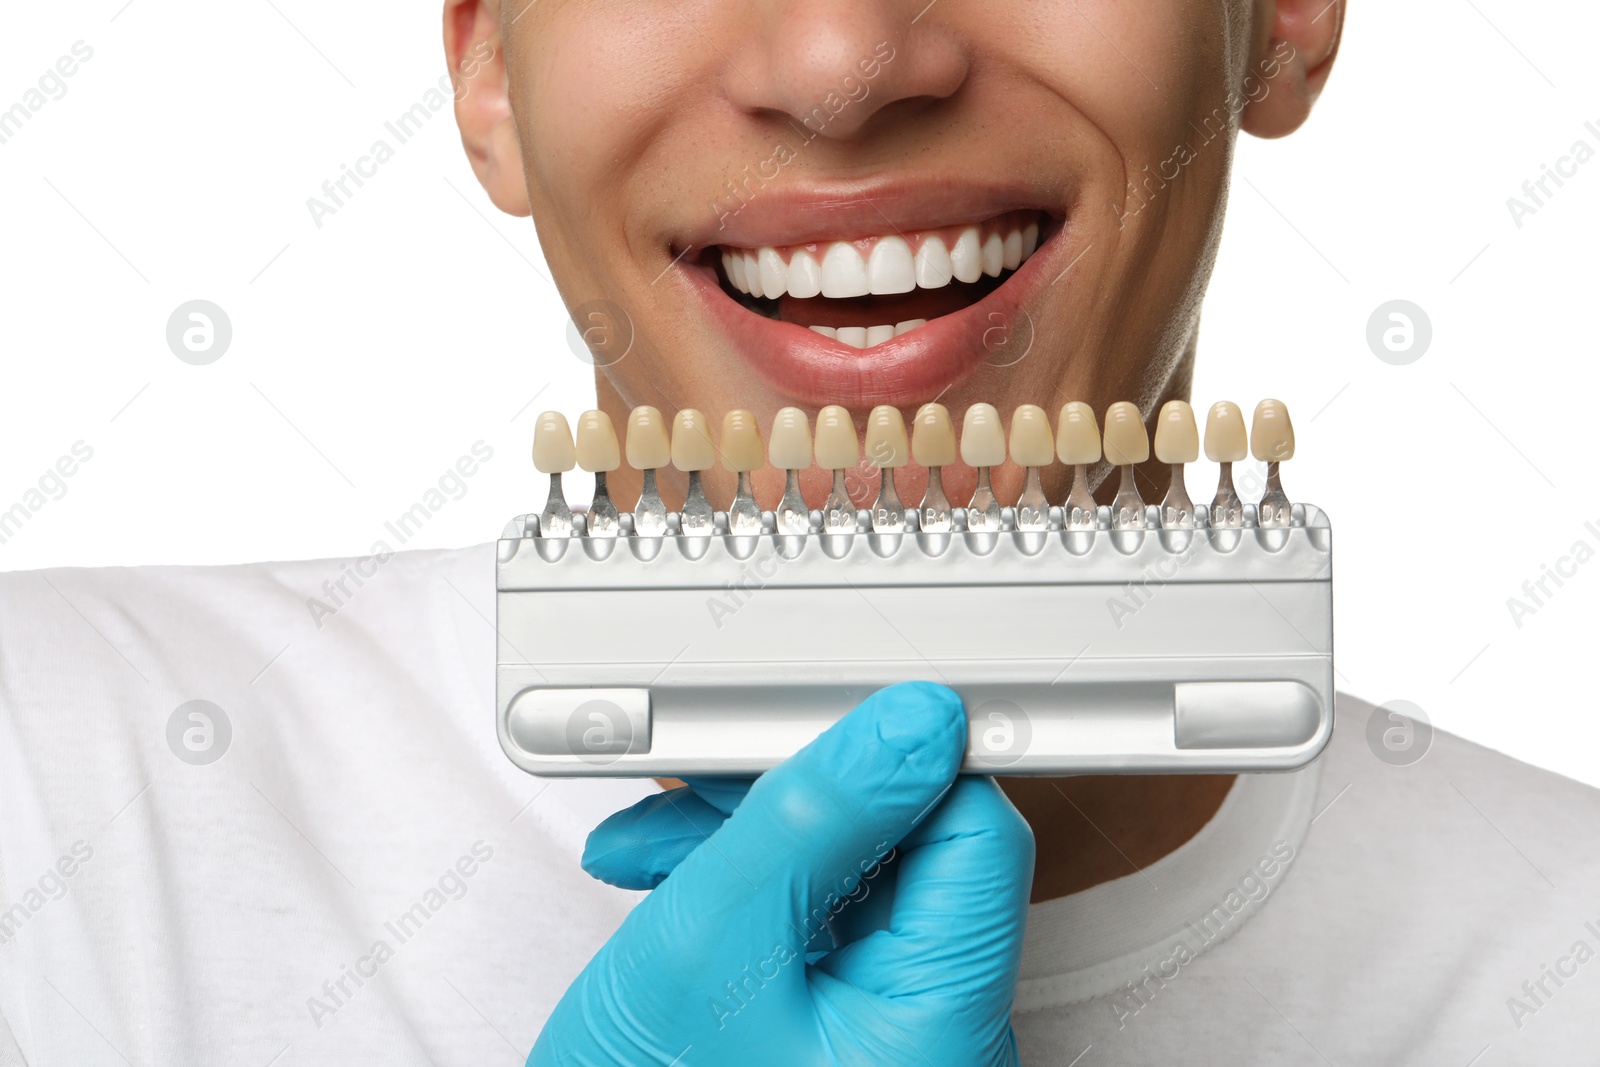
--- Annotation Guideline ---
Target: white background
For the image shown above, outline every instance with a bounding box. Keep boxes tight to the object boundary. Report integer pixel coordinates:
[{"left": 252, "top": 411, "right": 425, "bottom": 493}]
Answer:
[{"left": 2, "top": 2, "right": 1595, "bottom": 784}]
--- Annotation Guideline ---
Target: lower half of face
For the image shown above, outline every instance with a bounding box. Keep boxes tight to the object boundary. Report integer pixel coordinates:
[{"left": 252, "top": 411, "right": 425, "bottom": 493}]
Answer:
[{"left": 511, "top": 0, "right": 1251, "bottom": 509}]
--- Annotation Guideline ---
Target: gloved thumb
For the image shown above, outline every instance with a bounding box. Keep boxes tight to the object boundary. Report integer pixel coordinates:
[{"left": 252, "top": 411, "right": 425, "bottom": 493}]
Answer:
[{"left": 641, "top": 681, "right": 967, "bottom": 960}]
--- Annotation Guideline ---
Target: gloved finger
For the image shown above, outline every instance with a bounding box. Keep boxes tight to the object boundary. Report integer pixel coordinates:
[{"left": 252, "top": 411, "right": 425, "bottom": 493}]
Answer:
[
  {"left": 639, "top": 681, "right": 967, "bottom": 966},
  {"left": 580, "top": 776, "right": 755, "bottom": 889},
  {"left": 581, "top": 786, "right": 731, "bottom": 891},
  {"left": 678, "top": 776, "right": 754, "bottom": 815},
  {"left": 815, "top": 774, "right": 1033, "bottom": 996}
]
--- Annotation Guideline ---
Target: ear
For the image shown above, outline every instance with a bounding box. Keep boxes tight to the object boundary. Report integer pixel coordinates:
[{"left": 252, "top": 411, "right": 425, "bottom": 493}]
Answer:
[
  {"left": 1240, "top": 0, "right": 1344, "bottom": 139},
  {"left": 444, "top": 0, "right": 530, "bottom": 215}
]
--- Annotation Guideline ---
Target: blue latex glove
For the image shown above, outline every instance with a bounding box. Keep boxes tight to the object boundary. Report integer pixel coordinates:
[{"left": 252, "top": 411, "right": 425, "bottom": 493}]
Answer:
[{"left": 528, "top": 681, "right": 1035, "bottom": 1066}]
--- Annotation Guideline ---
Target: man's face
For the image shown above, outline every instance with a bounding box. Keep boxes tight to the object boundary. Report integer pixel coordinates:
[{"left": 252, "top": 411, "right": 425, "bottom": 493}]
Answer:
[{"left": 451, "top": 0, "right": 1331, "bottom": 508}]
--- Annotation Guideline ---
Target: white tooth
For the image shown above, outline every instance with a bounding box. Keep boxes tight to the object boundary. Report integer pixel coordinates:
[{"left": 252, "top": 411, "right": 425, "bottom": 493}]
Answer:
[
  {"left": 835, "top": 326, "right": 868, "bottom": 348},
  {"left": 981, "top": 232, "right": 1004, "bottom": 277},
  {"left": 914, "top": 236, "right": 953, "bottom": 289},
  {"left": 820, "top": 242, "right": 870, "bottom": 298},
  {"left": 787, "top": 249, "right": 822, "bottom": 298},
  {"left": 1002, "top": 229, "right": 1022, "bottom": 271},
  {"left": 866, "top": 236, "right": 915, "bottom": 295},
  {"left": 759, "top": 247, "right": 786, "bottom": 300},
  {"left": 809, "top": 325, "right": 837, "bottom": 339},
  {"left": 1021, "top": 221, "right": 1039, "bottom": 259},
  {"left": 743, "top": 251, "right": 763, "bottom": 297},
  {"left": 865, "top": 324, "right": 895, "bottom": 347},
  {"left": 951, "top": 227, "right": 982, "bottom": 283},
  {"left": 727, "top": 251, "right": 749, "bottom": 293},
  {"left": 894, "top": 318, "right": 926, "bottom": 336}
]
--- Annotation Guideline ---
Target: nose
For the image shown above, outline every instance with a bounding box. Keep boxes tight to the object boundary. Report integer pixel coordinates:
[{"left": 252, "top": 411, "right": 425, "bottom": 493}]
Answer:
[{"left": 724, "top": 1, "right": 969, "bottom": 140}]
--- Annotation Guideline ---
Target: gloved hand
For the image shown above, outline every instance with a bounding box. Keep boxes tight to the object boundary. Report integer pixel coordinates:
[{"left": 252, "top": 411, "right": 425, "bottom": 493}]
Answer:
[{"left": 528, "top": 681, "right": 1035, "bottom": 1067}]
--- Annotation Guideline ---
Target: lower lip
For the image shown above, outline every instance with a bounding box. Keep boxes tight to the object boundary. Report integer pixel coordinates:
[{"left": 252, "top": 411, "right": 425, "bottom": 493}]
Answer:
[{"left": 687, "top": 224, "right": 1067, "bottom": 408}]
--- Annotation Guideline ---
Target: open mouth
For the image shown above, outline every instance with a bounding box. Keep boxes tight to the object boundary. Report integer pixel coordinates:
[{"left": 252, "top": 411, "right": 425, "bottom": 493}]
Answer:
[{"left": 708, "top": 209, "right": 1051, "bottom": 349}]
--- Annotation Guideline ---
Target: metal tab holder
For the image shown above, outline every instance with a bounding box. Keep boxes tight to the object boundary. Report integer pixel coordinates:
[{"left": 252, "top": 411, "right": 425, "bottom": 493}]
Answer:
[{"left": 496, "top": 504, "right": 1334, "bottom": 777}]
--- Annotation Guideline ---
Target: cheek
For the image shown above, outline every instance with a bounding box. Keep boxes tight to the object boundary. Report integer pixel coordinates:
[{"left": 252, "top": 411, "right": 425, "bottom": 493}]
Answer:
[
  {"left": 514, "top": 8, "right": 699, "bottom": 216},
  {"left": 1012, "top": 0, "right": 1230, "bottom": 175}
]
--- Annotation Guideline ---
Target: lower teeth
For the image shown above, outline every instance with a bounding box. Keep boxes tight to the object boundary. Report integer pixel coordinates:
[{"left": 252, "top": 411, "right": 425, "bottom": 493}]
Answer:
[{"left": 809, "top": 320, "right": 926, "bottom": 348}]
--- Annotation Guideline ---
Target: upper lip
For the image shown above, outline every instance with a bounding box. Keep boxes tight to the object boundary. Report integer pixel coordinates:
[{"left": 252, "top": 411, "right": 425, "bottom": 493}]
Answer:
[{"left": 677, "top": 176, "right": 1071, "bottom": 253}]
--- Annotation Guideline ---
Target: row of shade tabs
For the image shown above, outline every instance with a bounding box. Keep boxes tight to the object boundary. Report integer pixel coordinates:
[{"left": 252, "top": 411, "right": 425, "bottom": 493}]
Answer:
[{"left": 530, "top": 399, "right": 1298, "bottom": 538}]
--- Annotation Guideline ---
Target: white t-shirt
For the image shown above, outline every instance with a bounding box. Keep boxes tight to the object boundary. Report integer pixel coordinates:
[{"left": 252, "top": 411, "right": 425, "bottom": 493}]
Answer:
[{"left": 1, "top": 545, "right": 1596, "bottom": 1065}]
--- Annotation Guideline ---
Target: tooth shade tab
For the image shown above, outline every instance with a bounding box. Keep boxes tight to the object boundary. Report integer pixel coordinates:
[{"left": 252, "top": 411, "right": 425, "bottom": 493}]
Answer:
[
  {"left": 575, "top": 410, "right": 620, "bottom": 473},
  {"left": 1154, "top": 401, "right": 1199, "bottom": 464},
  {"left": 912, "top": 403, "right": 957, "bottom": 467},
  {"left": 1056, "top": 402, "right": 1101, "bottom": 465},
  {"left": 1102, "top": 402, "right": 1149, "bottom": 466},
  {"left": 769, "top": 407, "right": 813, "bottom": 536},
  {"left": 1205, "top": 401, "right": 1248, "bottom": 463},
  {"left": 960, "top": 404, "right": 1005, "bottom": 468},
  {"left": 768, "top": 407, "right": 813, "bottom": 471},
  {"left": 533, "top": 412, "right": 576, "bottom": 474},
  {"left": 865, "top": 406, "right": 910, "bottom": 468},
  {"left": 814, "top": 405, "right": 860, "bottom": 470},
  {"left": 1251, "top": 399, "right": 1295, "bottom": 462},
  {"left": 671, "top": 409, "right": 716, "bottom": 472},
  {"left": 1008, "top": 405, "right": 1054, "bottom": 467},
  {"left": 719, "top": 410, "right": 764, "bottom": 472},
  {"left": 625, "top": 406, "right": 671, "bottom": 470}
]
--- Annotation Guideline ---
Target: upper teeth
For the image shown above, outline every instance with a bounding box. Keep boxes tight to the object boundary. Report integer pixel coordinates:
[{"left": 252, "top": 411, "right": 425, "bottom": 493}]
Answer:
[{"left": 719, "top": 217, "right": 1041, "bottom": 300}]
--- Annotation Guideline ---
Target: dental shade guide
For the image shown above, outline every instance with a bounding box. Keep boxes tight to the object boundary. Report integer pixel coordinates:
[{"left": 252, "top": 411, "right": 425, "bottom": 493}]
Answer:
[
  {"left": 1009, "top": 405, "right": 1053, "bottom": 532},
  {"left": 866, "top": 406, "right": 910, "bottom": 533},
  {"left": 1252, "top": 399, "right": 1295, "bottom": 529},
  {"left": 960, "top": 403, "right": 1005, "bottom": 532},
  {"left": 671, "top": 410, "right": 717, "bottom": 537},
  {"left": 913, "top": 403, "right": 957, "bottom": 532},
  {"left": 626, "top": 406, "right": 671, "bottom": 537},
  {"left": 498, "top": 398, "right": 1333, "bottom": 778},
  {"left": 1156, "top": 400, "right": 1199, "bottom": 529},
  {"left": 575, "top": 410, "right": 621, "bottom": 538},
  {"left": 770, "top": 407, "right": 813, "bottom": 535},
  {"left": 1205, "top": 401, "right": 1247, "bottom": 529},
  {"left": 1103, "top": 401, "right": 1149, "bottom": 531},
  {"left": 1057, "top": 401, "right": 1100, "bottom": 531},
  {"left": 720, "top": 410, "right": 764, "bottom": 536},
  {"left": 815, "top": 405, "right": 860, "bottom": 534},
  {"left": 532, "top": 412, "right": 576, "bottom": 538}
]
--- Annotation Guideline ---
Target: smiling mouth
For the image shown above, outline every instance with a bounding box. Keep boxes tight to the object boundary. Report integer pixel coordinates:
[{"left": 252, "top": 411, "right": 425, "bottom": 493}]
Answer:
[{"left": 708, "top": 209, "right": 1051, "bottom": 348}]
